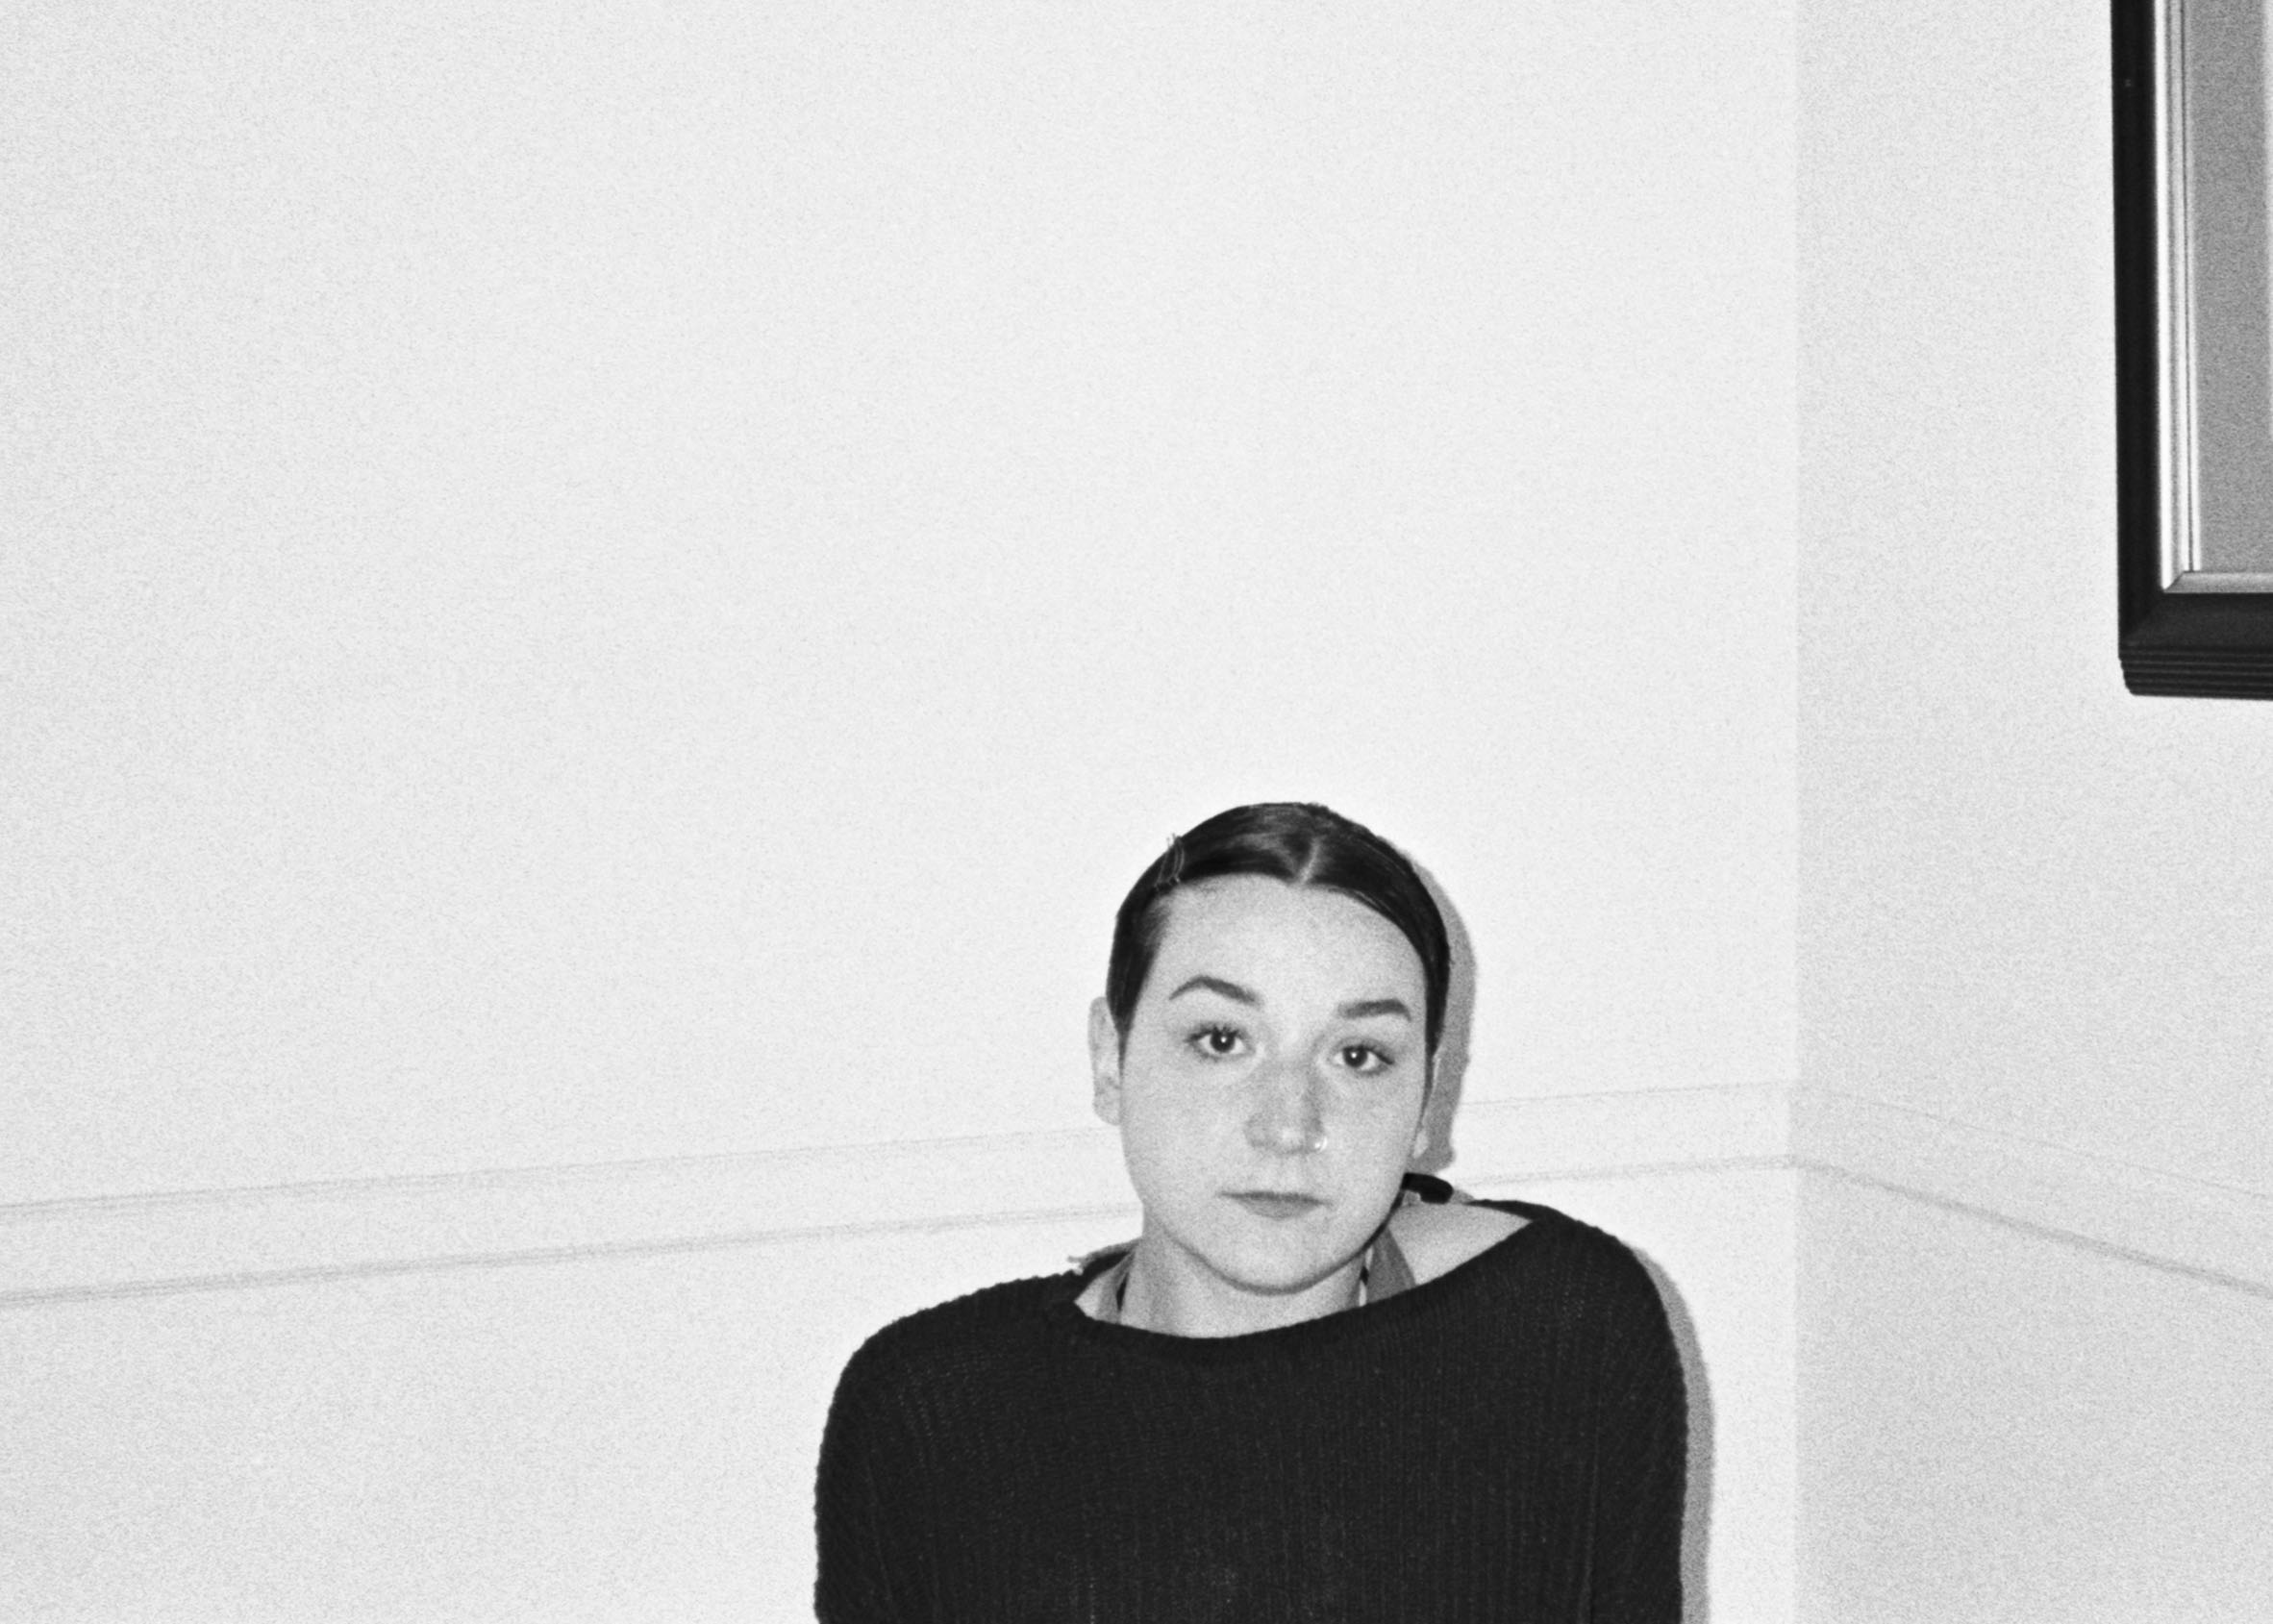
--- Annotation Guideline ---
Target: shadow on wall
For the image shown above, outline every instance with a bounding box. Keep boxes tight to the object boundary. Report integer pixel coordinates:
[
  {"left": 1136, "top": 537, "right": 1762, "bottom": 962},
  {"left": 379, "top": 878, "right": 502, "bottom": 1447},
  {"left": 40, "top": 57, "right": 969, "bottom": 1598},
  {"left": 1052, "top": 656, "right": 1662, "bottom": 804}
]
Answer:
[
  {"left": 1638, "top": 1247, "right": 1715, "bottom": 1622},
  {"left": 1411, "top": 862, "right": 1474, "bottom": 1177},
  {"left": 1411, "top": 864, "right": 1717, "bottom": 1616}
]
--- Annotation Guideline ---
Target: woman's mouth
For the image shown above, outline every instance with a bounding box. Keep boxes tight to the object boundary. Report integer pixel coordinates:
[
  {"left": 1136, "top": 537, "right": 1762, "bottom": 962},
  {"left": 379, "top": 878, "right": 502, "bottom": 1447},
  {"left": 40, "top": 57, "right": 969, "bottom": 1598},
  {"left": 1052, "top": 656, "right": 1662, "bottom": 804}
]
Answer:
[{"left": 1229, "top": 1192, "right": 1324, "bottom": 1220}]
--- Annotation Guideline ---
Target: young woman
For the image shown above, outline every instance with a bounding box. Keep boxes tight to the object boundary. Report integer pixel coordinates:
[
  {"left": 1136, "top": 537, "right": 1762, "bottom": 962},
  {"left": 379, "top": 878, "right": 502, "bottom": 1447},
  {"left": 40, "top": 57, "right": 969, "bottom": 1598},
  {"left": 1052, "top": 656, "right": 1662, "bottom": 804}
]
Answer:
[{"left": 815, "top": 804, "right": 1686, "bottom": 1621}]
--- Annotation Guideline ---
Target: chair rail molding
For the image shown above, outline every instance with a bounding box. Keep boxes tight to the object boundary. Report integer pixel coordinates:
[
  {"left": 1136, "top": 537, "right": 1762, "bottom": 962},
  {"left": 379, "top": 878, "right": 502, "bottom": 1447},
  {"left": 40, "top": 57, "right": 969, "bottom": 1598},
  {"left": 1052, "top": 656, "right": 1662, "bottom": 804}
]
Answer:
[
  {"left": 1793, "top": 1088, "right": 2273, "bottom": 1295},
  {"left": 7, "top": 1084, "right": 2265, "bottom": 1306}
]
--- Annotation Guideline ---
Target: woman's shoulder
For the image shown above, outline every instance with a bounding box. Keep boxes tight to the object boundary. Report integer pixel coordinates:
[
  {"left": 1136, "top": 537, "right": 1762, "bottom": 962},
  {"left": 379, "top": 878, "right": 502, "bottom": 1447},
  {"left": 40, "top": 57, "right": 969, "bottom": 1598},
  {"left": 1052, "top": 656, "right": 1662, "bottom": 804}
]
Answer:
[
  {"left": 1387, "top": 1195, "right": 1530, "bottom": 1285},
  {"left": 1390, "top": 1194, "right": 1661, "bottom": 1302},
  {"left": 836, "top": 1269, "right": 1075, "bottom": 1393}
]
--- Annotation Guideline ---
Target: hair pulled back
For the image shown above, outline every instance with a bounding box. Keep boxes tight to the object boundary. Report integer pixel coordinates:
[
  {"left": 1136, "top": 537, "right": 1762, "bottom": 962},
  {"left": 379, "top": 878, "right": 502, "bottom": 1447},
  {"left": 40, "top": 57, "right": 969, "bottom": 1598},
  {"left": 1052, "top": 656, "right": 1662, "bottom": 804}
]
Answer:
[{"left": 1105, "top": 803, "right": 1452, "bottom": 1057}]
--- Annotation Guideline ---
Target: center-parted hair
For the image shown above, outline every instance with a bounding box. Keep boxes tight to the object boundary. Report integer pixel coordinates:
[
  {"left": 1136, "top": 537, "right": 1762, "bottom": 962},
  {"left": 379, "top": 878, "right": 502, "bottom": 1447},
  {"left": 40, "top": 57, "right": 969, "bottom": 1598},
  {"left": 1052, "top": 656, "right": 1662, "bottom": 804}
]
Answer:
[{"left": 1105, "top": 803, "right": 1452, "bottom": 1057}]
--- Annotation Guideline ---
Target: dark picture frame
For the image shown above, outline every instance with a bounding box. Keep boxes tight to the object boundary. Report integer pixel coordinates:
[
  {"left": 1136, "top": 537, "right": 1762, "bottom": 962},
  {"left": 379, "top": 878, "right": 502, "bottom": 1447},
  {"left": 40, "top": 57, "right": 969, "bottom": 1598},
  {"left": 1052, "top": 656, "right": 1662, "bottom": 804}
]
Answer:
[{"left": 2115, "top": 0, "right": 2273, "bottom": 697}]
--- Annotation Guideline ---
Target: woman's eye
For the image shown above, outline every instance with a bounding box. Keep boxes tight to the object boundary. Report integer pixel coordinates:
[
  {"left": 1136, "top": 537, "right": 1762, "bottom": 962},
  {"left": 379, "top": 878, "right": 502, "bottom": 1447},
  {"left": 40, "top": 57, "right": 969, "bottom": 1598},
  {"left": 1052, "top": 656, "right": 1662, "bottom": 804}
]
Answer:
[
  {"left": 1188, "top": 1025, "right": 1246, "bottom": 1060},
  {"left": 1338, "top": 1043, "right": 1393, "bottom": 1074}
]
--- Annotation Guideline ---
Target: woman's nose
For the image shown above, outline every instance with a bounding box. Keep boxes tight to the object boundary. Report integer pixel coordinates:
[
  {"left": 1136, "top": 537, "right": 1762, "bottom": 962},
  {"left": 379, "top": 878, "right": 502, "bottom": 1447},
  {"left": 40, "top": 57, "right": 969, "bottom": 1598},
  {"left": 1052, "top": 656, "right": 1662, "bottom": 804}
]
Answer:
[{"left": 1244, "top": 1059, "right": 1325, "bottom": 1155}]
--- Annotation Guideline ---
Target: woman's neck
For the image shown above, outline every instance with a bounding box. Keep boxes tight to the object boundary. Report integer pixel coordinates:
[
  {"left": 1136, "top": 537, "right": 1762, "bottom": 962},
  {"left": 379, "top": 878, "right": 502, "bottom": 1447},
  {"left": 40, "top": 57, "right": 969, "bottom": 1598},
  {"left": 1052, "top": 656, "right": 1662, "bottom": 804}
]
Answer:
[{"left": 1115, "top": 1238, "right": 1367, "bottom": 1337}]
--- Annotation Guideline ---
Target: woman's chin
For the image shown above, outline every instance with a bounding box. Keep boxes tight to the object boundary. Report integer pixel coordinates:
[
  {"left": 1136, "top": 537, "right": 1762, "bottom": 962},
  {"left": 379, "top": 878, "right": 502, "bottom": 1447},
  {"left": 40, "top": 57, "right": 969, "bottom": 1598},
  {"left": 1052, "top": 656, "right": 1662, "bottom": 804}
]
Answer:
[{"left": 1185, "top": 1233, "right": 1363, "bottom": 1299}]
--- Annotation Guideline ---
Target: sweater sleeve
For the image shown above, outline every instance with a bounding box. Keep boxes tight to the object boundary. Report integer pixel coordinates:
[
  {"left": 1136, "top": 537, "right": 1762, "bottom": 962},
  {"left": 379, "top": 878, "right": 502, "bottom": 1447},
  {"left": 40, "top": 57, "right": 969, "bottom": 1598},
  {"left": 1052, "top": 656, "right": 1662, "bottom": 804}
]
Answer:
[
  {"left": 1586, "top": 1244, "right": 1689, "bottom": 1623},
  {"left": 813, "top": 1339, "right": 919, "bottom": 1624}
]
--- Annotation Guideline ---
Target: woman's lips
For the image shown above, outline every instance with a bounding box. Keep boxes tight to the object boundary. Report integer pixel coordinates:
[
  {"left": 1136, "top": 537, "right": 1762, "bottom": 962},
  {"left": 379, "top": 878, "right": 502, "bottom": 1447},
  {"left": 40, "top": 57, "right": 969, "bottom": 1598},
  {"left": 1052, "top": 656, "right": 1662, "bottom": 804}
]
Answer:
[{"left": 1229, "top": 1192, "right": 1324, "bottom": 1220}]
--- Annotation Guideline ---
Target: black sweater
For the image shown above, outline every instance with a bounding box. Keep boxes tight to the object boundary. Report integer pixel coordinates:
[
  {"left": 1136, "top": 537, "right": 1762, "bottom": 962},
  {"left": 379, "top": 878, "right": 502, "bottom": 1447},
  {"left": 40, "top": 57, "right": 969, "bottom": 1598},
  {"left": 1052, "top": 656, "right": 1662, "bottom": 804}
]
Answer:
[{"left": 814, "top": 1199, "right": 1686, "bottom": 1622}]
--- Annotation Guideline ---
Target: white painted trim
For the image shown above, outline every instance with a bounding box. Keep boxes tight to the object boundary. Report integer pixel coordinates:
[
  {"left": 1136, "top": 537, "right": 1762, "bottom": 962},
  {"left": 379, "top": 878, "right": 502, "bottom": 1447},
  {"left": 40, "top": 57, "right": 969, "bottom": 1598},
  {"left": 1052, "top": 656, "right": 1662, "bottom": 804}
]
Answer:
[
  {"left": 0, "top": 1087, "right": 1787, "bottom": 1306},
  {"left": 1793, "top": 1089, "right": 2273, "bottom": 1294},
  {"left": 1443, "top": 1085, "right": 1792, "bottom": 1187},
  {"left": 0, "top": 1128, "right": 1130, "bottom": 1307},
  {"left": 7, "top": 1086, "right": 2266, "bottom": 1304}
]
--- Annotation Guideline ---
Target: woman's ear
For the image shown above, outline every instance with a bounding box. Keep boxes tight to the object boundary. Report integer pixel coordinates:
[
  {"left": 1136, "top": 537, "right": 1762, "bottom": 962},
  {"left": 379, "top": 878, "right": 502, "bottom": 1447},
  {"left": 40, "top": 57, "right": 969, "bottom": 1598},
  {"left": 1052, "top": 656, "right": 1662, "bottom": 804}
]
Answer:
[{"left": 1088, "top": 997, "right": 1124, "bottom": 1126}]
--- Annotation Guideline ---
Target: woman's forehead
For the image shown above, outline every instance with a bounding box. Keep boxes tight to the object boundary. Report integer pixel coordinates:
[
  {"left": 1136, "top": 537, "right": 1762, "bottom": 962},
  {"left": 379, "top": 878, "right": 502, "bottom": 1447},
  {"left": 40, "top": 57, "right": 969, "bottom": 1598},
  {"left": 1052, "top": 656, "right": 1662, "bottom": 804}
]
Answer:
[{"left": 1147, "top": 877, "right": 1424, "bottom": 991}]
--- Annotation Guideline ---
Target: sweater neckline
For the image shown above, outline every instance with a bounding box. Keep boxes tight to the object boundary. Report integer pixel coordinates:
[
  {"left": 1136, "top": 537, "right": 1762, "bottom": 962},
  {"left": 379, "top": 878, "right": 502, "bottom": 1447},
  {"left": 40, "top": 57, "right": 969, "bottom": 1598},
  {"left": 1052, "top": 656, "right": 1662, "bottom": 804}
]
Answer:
[{"left": 1043, "top": 1197, "right": 1561, "bottom": 1367}]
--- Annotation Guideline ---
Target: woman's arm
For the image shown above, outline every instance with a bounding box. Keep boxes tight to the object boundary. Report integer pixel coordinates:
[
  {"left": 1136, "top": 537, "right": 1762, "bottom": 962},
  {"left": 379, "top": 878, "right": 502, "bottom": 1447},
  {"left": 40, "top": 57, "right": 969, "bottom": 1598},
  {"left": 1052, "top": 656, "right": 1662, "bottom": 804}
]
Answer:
[
  {"left": 1586, "top": 1245, "right": 1689, "bottom": 1623},
  {"left": 812, "top": 1344, "right": 918, "bottom": 1624}
]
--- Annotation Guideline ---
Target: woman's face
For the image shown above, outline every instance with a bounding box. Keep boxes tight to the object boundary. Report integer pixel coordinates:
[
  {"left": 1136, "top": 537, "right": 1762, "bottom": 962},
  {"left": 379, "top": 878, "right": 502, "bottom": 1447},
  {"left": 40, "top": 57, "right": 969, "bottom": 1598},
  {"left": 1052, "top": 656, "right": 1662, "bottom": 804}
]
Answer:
[{"left": 1090, "top": 876, "right": 1433, "bottom": 1332}]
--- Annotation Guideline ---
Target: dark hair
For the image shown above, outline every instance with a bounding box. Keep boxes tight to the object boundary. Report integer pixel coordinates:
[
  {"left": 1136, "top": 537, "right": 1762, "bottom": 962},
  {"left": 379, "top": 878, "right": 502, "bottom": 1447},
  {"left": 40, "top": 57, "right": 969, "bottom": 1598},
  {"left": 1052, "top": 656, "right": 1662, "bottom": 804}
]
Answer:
[{"left": 1105, "top": 803, "right": 1452, "bottom": 1058}]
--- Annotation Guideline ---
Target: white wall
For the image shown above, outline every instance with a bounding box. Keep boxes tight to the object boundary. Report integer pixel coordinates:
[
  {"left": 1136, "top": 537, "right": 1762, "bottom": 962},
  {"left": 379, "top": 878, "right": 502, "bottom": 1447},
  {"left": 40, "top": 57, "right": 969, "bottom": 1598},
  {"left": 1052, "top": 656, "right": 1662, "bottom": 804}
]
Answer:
[
  {"left": 1795, "top": 0, "right": 2273, "bottom": 1615},
  {"left": 2, "top": 4, "right": 1800, "bottom": 1620},
  {"left": 1796, "top": 0, "right": 2271, "bottom": 1200},
  {"left": 3, "top": 0, "right": 1794, "bottom": 1205},
  {"left": 1798, "top": 1178, "right": 2273, "bottom": 1624}
]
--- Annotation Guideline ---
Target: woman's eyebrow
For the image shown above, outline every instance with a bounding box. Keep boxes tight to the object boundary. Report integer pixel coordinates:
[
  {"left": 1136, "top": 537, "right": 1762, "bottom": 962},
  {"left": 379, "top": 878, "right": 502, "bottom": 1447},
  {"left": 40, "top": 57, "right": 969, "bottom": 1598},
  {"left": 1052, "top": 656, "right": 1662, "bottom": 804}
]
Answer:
[
  {"left": 1336, "top": 997, "right": 1413, "bottom": 1022},
  {"left": 1166, "top": 974, "right": 1257, "bottom": 1005}
]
